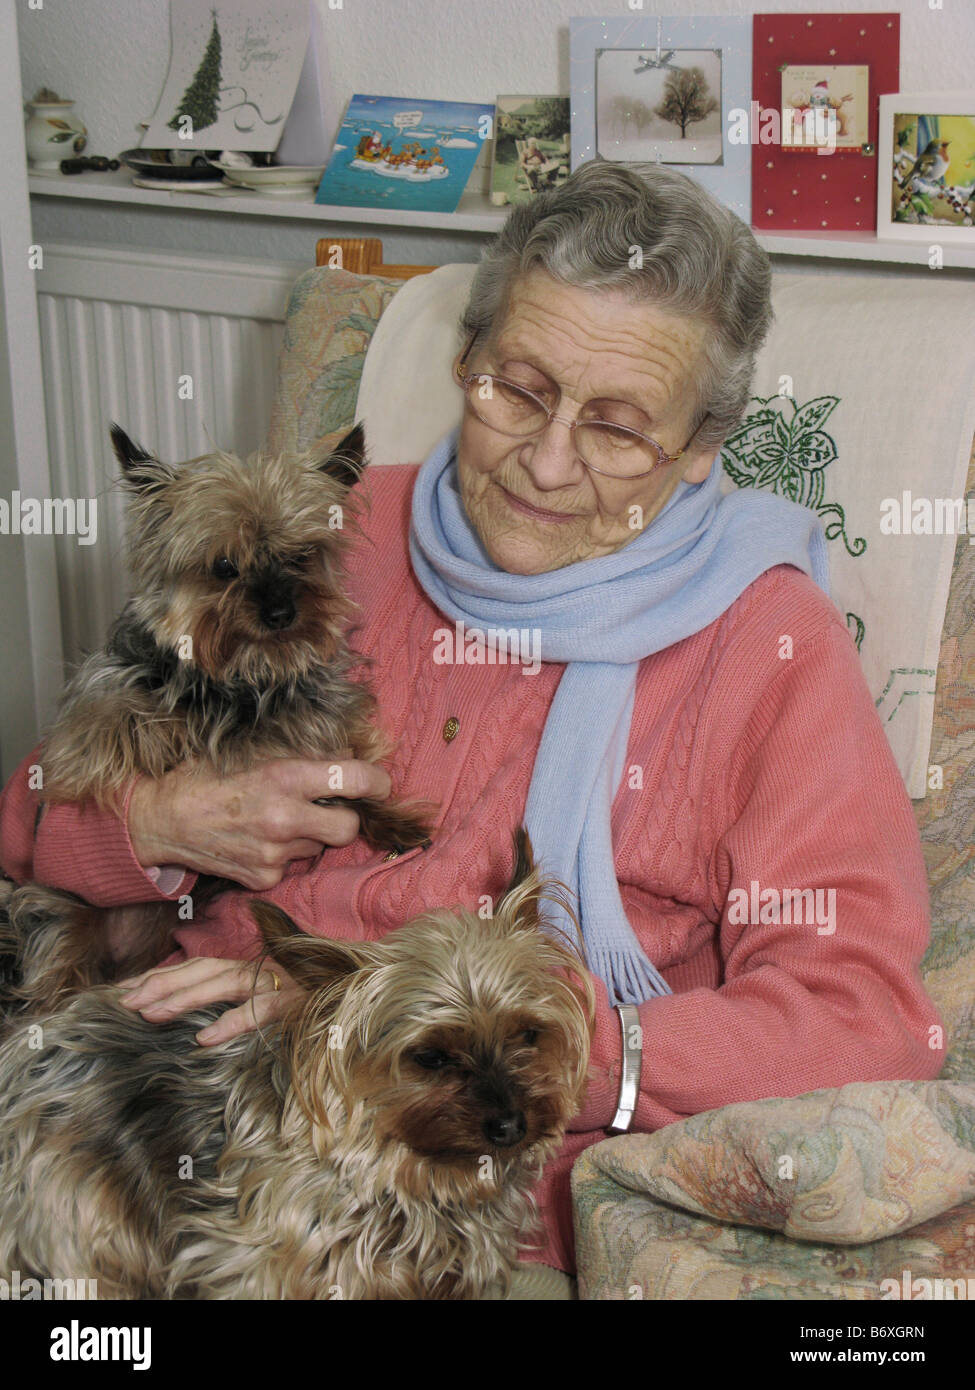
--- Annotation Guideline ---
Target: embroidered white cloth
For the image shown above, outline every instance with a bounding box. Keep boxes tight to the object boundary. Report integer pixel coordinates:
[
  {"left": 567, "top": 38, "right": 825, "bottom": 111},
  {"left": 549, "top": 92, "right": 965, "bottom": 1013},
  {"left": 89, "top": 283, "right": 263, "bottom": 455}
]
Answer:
[{"left": 355, "top": 263, "right": 975, "bottom": 798}]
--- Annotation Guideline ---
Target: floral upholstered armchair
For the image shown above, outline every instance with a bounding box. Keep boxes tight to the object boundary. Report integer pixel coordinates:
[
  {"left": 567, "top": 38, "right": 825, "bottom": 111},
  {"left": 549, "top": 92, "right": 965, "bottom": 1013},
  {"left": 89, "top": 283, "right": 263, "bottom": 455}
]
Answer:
[{"left": 266, "top": 257, "right": 975, "bottom": 1301}]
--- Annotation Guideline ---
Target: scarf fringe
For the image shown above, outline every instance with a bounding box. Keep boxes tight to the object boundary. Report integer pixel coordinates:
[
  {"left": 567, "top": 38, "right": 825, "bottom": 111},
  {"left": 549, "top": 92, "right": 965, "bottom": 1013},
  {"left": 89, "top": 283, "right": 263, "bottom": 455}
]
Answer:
[{"left": 585, "top": 943, "right": 673, "bottom": 1005}]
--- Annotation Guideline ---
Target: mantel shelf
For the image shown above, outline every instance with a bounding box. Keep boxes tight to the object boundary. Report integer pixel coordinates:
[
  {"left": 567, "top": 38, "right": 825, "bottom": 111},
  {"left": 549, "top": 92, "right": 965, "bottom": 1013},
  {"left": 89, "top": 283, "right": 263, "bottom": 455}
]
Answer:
[
  {"left": 29, "top": 170, "right": 975, "bottom": 270},
  {"left": 29, "top": 168, "right": 507, "bottom": 233}
]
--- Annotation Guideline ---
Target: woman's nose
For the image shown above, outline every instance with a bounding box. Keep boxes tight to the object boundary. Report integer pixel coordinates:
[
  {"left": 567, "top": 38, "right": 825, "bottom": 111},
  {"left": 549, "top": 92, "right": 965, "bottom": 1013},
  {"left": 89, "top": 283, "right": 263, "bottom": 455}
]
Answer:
[{"left": 521, "top": 412, "right": 585, "bottom": 488}]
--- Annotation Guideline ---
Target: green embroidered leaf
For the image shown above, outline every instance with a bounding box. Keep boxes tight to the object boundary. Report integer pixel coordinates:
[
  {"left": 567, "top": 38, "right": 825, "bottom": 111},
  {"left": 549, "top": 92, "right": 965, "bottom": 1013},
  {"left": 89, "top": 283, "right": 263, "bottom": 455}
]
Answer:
[
  {"left": 721, "top": 454, "right": 754, "bottom": 489},
  {"left": 772, "top": 410, "right": 793, "bottom": 448},
  {"left": 723, "top": 418, "right": 780, "bottom": 469},
  {"left": 779, "top": 463, "right": 803, "bottom": 503},
  {"left": 793, "top": 430, "right": 837, "bottom": 470},
  {"left": 753, "top": 450, "right": 788, "bottom": 489},
  {"left": 721, "top": 392, "right": 868, "bottom": 565},
  {"left": 791, "top": 396, "right": 839, "bottom": 436}
]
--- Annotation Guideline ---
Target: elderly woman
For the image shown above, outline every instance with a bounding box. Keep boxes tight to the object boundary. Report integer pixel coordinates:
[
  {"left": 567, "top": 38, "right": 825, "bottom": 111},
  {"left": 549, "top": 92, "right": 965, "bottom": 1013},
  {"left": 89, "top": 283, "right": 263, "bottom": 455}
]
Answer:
[{"left": 0, "top": 160, "right": 942, "bottom": 1294}]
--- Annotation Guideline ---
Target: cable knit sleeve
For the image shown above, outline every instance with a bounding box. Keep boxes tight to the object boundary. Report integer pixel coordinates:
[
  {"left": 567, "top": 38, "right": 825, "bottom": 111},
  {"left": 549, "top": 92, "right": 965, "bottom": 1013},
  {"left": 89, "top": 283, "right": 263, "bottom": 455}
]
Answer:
[
  {"left": 0, "top": 747, "right": 196, "bottom": 907},
  {"left": 577, "top": 614, "right": 945, "bottom": 1136}
]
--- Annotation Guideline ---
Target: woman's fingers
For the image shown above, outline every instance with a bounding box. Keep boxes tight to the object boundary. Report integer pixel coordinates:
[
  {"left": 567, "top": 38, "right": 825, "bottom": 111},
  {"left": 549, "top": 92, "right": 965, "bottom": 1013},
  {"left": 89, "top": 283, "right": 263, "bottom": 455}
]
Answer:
[
  {"left": 195, "top": 987, "right": 300, "bottom": 1046},
  {"left": 118, "top": 957, "right": 299, "bottom": 1034},
  {"left": 118, "top": 956, "right": 241, "bottom": 1001},
  {"left": 128, "top": 754, "right": 387, "bottom": 888}
]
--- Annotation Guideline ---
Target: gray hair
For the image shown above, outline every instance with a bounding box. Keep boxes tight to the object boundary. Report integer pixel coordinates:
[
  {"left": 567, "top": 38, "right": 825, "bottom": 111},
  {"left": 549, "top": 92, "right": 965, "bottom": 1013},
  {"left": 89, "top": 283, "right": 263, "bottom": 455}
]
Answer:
[{"left": 460, "top": 159, "right": 772, "bottom": 453}]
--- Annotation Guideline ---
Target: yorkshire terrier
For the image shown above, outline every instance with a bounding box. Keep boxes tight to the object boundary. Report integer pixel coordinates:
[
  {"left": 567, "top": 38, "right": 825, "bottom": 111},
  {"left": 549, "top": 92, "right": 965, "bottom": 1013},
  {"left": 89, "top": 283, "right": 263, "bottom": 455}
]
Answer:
[
  {"left": 0, "top": 831, "right": 594, "bottom": 1300},
  {"left": 0, "top": 423, "right": 429, "bottom": 1019}
]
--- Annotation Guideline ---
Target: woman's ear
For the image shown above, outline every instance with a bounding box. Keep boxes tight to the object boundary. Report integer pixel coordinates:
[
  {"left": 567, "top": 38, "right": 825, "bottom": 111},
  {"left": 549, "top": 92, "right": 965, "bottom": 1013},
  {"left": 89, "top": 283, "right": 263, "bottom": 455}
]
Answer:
[{"left": 681, "top": 447, "right": 718, "bottom": 486}]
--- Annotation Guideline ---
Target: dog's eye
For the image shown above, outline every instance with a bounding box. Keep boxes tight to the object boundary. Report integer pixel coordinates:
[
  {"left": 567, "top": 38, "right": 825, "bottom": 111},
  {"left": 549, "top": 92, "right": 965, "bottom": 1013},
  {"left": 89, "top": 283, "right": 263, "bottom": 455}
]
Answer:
[
  {"left": 292, "top": 549, "right": 315, "bottom": 569},
  {"left": 411, "top": 1048, "right": 455, "bottom": 1071},
  {"left": 212, "top": 557, "right": 239, "bottom": 581},
  {"left": 522, "top": 1029, "right": 539, "bottom": 1047}
]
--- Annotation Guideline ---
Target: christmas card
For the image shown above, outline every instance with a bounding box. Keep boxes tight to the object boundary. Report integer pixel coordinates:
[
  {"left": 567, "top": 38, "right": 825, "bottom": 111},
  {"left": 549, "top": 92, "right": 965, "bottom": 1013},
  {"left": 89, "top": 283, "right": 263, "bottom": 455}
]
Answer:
[
  {"left": 751, "top": 12, "right": 900, "bottom": 232},
  {"left": 143, "top": 0, "right": 311, "bottom": 152},
  {"left": 569, "top": 14, "right": 753, "bottom": 223},
  {"left": 315, "top": 96, "right": 495, "bottom": 214}
]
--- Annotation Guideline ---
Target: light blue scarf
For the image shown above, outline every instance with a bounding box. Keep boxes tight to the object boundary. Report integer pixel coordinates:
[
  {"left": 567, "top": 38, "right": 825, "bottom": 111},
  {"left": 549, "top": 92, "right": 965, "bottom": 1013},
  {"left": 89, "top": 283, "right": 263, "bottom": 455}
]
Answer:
[{"left": 408, "top": 425, "right": 830, "bottom": 1004}]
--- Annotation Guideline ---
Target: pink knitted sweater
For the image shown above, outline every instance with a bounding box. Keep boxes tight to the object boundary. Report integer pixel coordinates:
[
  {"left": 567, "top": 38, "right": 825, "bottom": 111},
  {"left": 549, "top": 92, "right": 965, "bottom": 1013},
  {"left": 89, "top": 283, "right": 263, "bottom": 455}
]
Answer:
[{"left": 0, "top": 464, "right": 944, "bottom": 1274}]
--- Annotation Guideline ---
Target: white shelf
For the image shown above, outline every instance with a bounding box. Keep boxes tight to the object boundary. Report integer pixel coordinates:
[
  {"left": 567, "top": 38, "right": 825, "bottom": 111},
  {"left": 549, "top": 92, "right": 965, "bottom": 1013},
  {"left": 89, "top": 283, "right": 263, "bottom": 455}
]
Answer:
[
  {"left": 759, "top": 226, "right": 975, "bottom": 271},
  {"left": 28, "top": 170, "right": 975, "bottom": 269},
  {"left": 28, "top": 168, "right": 508, "bottom": 234}
]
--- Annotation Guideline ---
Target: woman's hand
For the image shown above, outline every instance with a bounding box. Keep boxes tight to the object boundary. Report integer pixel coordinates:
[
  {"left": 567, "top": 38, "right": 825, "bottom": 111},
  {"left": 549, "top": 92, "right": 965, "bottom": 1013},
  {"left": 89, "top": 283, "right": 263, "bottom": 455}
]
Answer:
[
  {"left": 128, "top": 755, "right": 392, "bottom": 889},
  {"left": 117, "top": 956, "right": 307, "bottom": 1046}
]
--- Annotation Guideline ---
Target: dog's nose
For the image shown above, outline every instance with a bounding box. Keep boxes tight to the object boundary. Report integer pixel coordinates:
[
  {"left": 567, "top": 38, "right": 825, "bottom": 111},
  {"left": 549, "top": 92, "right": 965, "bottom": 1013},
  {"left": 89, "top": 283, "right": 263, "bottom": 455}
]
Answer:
[
  {"left": 259, "top": 599, "right": 297, "bottom": 630},
  {"left": 483, "top": 1111, "right": 527, "bottom": 1148}
]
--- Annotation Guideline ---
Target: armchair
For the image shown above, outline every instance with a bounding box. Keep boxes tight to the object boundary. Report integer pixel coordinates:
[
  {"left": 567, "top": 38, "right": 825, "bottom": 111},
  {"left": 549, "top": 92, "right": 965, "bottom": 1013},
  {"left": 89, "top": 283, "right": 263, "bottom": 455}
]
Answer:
[{"left": 266, "top": 245, "right": 975, "bottom": 1300}]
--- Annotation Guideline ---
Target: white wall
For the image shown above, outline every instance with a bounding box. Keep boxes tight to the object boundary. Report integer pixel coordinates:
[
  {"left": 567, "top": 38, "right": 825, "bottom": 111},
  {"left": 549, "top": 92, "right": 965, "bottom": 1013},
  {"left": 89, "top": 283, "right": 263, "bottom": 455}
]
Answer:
[
  {"left": 2, "top": 0, "right": 64, "bottom": 765},
  {"left": 19, "top": 0, "right": 975, "bottom": 267},
  {"left": 20, "top": 0, "right": 973, "bottom": 156}
]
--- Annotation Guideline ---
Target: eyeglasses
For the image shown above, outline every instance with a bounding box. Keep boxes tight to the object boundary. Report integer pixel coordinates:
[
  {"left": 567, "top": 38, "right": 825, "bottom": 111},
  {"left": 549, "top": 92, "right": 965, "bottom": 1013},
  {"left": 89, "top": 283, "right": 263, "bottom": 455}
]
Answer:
[{"left": 454, "top": 331, "right": 707, "bottom": 480}]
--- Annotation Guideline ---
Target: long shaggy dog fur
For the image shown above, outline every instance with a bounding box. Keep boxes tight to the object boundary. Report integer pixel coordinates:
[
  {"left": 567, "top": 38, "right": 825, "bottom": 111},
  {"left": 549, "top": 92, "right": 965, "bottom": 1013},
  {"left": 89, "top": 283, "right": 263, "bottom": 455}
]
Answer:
[
  {"left": 0, "top": 424, "right": 430, "bottom": 1019},
  {"left": 0, "top": 834, "right": 594, "bottom": 1300}
]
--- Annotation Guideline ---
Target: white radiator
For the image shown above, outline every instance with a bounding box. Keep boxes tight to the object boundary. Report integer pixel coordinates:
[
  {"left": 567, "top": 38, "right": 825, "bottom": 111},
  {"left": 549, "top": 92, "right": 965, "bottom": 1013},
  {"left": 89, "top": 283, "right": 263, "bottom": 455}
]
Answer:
[{"left": 35, "top": 244, "right": 305, "bottom": 663}]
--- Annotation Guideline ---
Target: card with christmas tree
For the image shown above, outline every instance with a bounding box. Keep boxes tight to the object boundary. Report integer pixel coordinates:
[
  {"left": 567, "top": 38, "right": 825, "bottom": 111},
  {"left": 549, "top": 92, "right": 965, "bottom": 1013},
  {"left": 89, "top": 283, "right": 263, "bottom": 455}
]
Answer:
[{"left": 143, "top": 0, "right": 312, "bottom": 152}]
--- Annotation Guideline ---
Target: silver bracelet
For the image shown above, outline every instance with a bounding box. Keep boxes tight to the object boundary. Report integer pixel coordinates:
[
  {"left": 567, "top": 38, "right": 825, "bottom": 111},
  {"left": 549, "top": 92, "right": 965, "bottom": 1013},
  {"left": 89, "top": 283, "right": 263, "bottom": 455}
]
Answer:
[{"left": 607, "top": 1003, "right": 642, "bottom": 1134}]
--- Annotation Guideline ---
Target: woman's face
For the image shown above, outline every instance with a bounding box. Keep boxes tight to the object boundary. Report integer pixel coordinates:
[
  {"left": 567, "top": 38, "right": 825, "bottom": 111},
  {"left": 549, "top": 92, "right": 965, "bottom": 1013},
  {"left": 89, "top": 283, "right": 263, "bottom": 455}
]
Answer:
[{"left": 454, "top": 269, "right": 717, "bottom": 575}]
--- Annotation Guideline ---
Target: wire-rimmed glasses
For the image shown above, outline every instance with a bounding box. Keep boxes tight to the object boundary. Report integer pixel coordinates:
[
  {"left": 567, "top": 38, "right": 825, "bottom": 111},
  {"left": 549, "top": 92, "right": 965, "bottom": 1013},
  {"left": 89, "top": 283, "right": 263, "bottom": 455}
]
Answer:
[{"left": 454, "top": 331, "right": 706, "bottom": 480}]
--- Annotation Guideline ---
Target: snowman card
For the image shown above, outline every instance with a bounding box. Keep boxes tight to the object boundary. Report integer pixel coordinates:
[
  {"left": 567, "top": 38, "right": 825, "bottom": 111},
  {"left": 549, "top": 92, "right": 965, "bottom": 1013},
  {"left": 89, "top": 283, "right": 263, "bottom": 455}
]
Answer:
[
  {"left": 780, "top": 66, "right": 870, "bottom": 152},
  {"left": 752, "top": 12, "right": 900, "bottom": 232}
]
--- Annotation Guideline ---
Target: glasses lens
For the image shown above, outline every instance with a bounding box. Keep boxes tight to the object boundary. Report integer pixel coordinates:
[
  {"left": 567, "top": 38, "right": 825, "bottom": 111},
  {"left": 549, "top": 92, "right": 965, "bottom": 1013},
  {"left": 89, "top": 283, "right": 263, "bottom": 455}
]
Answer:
[
  {"left": 467, "top": 376, "right": 548, "bottom": 436},
  {"left": 575, "top": 421, "right": 664, "bottom": 478}
]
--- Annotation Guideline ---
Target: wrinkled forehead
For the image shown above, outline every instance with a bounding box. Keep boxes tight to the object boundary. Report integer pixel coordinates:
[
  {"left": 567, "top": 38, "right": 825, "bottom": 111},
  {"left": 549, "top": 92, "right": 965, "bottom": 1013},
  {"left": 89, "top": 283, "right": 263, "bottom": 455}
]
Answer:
[{"left": 483, "top": 270, "right": 709, "bottom": 406}]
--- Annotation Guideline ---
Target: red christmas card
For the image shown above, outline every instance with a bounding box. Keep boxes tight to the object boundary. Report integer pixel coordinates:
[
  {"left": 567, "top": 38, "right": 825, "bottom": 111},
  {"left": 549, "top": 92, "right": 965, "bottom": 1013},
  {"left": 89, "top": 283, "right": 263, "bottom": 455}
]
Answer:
[{"left": 751, "top": 12, "right": 900, "bottom": 232}]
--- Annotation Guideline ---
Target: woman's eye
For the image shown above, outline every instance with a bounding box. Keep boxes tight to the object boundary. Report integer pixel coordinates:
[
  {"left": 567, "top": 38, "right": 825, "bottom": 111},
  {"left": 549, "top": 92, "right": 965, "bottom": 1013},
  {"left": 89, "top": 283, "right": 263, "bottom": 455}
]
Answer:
[
  {"left": 583, "top": 400, "right": 653, "bottom": 434},
  {"left": 496, "top": 380, "right": 544, "bottom": 411},
  {"left": 590, "top": 424, "right": 640, "bottom": 450},
  {"left": 412, "top": 1049, "right": 454, "bottom": 1070},
  {"left": 212, "top": 557, "right": 239, "bottom": 580}
]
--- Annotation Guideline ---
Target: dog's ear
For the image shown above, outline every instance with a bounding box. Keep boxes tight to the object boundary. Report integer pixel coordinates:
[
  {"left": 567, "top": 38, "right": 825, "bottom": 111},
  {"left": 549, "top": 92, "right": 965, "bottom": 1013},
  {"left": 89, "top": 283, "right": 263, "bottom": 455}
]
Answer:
[
  {"left": 495, "top": 828, "right": 547, "bottom": 932},
  {"left": 250, "top": 900, "right": 374, "bottom": 993},
  {"left": 317, "top": 422, "right": 366, "bottom": 488},
  {"left": 506, "top": 826, "right": 536, "bottom": 895},
  {"left": 496, "top": 827, "right": 581, "bottom": 939},
  {"left": 110, "top": 424, "right": 173, "bottom": 492}
]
